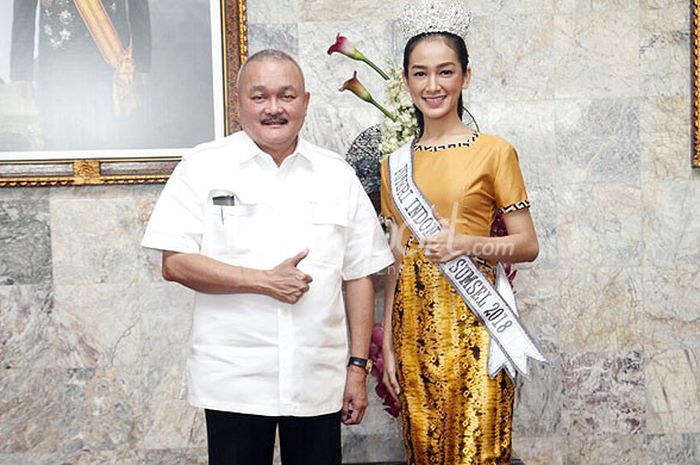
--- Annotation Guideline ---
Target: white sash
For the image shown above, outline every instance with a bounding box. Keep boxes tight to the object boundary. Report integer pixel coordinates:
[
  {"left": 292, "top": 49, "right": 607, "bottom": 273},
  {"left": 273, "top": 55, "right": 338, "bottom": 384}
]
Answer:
[{"left": 388, "top": 142, "right": 546, "bottom": 379}]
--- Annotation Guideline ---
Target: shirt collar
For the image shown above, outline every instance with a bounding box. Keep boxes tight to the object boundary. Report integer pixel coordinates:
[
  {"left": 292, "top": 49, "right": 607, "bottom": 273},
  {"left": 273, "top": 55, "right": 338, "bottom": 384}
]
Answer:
[{"left": 236, "top": 130, "right": 316, "bottom": 166}]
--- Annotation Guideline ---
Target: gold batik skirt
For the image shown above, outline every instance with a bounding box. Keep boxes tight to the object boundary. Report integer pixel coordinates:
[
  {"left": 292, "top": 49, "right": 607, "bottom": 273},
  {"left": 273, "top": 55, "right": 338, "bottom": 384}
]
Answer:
[{"left": 392, "top": 239, "right": 514, "bottom": 465}]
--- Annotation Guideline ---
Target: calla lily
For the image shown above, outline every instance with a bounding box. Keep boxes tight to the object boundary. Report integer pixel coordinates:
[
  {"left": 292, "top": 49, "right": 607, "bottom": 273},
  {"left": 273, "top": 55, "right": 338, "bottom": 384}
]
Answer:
[
  {"left": 339, "top": 71, "right": 372, "bottom": 101},
  {"left": 340, "top": 71, "right": 396, "bottom": 121},
  {"left": 327, "top": 33, "right": 390, "bottom": 81},
  {"left": 327, "top": 34, "right": 364, "bottom": 60}
]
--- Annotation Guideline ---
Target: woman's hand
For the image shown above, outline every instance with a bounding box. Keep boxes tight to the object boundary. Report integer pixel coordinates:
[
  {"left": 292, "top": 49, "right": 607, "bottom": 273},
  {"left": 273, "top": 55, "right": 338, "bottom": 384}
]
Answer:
[
  {"left": 423, "top": 206, "right": 471, "bottom": 263},
  {"left": 422, "top": 206, "right": 540, "bottom": 264},
  {"left": 382, "top": 341, "right": 401, "bottom": 402},
  {"left": 423, "top": 230, "right": 471, "bottom": 263}
]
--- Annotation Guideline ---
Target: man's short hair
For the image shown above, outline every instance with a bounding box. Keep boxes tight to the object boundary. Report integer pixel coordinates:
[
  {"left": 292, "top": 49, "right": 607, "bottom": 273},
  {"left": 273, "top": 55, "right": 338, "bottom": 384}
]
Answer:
[{"left": 236, "top": 49, "right": 306, "bottom": 90}]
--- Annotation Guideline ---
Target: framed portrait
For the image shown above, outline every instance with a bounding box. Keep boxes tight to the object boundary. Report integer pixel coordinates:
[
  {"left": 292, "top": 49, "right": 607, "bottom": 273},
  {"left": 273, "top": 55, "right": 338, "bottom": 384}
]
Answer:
[
  {"left": 693, "top": 1, "right": 700, "bottom": 168},
  {"left": 0, "top": 0, "right": 247, "bottom": 187}
]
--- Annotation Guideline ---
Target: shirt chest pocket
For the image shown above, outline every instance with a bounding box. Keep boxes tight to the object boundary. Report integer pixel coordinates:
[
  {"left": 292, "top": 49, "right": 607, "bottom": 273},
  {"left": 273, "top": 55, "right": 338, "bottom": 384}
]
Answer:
[
  {"left": 306, "top": 201, "right": 348, "bottom": 267},
  {"left": 204, "top": 201, "right": 259, "bottom": 258}
]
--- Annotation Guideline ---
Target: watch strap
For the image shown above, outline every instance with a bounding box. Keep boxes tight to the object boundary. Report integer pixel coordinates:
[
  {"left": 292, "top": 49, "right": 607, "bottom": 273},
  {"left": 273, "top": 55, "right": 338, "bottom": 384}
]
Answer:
[{"left": 348, "top": 356, "right": 372, "bottom": 373}]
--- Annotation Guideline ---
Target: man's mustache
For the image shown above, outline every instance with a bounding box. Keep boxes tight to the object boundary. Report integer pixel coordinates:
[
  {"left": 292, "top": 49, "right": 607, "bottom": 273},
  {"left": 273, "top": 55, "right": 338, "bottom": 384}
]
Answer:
[{"left": 261, "top": 116, "right": 288, "bottom": 125}]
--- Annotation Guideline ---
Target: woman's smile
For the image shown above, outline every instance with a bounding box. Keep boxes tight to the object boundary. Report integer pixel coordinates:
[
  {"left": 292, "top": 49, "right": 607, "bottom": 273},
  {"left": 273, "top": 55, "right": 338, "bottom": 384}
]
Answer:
[{"left": 423, "top": 95, "right": 447, "bottom": 108}]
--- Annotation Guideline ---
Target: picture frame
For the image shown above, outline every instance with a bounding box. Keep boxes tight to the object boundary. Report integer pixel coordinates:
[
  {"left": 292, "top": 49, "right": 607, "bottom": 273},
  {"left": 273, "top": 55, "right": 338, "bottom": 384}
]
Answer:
[{"left": 0, "top": 0, "right": 247, "bottom": 187}]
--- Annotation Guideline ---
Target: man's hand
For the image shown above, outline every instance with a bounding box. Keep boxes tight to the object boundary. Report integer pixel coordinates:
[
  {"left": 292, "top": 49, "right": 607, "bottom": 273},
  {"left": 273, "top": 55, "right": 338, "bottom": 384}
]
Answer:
[
  {"left": 341, "top": 368, "right": 369, "bottom": 425},
  {"left": 263, "top": 249, "right": 313, "bottom": 304}
]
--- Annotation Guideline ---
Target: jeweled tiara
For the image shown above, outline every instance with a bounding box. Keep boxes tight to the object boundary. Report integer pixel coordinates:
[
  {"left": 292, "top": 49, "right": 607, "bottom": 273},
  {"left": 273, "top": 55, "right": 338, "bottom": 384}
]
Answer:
[{"left": 397, "top": 0, "right": 472, "bottom": 40}]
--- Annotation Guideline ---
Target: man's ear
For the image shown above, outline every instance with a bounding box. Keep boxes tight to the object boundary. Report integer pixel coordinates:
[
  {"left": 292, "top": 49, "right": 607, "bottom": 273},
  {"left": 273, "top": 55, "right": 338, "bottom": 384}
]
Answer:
[{"left": 303, "top": 91, "right": 311, "bottom": 115}]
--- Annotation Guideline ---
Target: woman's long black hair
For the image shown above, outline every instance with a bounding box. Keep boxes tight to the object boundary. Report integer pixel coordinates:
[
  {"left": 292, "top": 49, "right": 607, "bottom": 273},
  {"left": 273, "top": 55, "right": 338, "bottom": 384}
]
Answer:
[{"left": 403, "top": 32, "right": 478, "bottom": 136}]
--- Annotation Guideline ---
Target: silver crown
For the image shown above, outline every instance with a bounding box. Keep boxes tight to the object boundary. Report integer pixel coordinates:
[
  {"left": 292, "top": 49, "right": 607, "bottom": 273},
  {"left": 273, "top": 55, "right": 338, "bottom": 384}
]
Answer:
[{"left": 398, "top": 0, "right": 472, "bottom": 39}]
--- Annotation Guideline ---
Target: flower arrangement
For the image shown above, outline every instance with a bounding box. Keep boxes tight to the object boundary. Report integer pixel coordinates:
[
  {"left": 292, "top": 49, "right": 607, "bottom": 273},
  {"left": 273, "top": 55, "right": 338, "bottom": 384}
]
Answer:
[
  {"left": 328, "top": 34, "right": 418, "bottom": 157},
  {"left": 377, "top": 62, "right": 418, "bottom": 158},
  {"left": 328, "top": 34, "right": 515, "bottom": 419}
]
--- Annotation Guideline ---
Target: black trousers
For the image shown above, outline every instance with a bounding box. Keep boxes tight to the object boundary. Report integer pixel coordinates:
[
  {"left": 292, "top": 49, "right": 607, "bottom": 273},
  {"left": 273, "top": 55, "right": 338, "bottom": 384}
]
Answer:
[{"left": 205, "top": 409, "right": 342, "bottom": 465}]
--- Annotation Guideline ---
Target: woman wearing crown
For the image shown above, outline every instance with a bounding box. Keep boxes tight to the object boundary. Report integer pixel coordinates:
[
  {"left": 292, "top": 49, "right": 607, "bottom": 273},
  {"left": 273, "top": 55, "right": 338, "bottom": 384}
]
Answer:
[{"left": 379, "top": 1, "right": 542, "bottom": 463}]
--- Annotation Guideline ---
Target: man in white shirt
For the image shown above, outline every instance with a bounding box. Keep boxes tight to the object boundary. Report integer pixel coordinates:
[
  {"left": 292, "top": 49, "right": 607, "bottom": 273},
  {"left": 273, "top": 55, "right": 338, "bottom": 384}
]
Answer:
[{"left": 141, "top": 49, "right": 393, "bottom": 465}]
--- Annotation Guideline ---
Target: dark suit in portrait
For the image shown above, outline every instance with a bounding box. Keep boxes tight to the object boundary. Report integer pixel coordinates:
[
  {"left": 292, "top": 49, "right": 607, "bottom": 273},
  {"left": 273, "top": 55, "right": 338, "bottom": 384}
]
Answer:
[{"left": 11, "top": 0, "right": 152, "bottom": 150}]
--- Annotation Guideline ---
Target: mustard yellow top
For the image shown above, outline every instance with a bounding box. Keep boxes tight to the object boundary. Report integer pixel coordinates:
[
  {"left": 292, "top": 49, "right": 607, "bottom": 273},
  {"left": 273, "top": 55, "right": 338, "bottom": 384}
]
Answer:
[{"left": 380, "top": 132, "right": 530, "bottom": 245}]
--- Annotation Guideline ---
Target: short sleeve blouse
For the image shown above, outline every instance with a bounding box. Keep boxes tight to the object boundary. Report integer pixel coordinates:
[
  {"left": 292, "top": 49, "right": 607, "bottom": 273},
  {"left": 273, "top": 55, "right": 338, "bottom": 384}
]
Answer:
[{"left": 380, "top": 133, "right": 530, "bottom": 245}]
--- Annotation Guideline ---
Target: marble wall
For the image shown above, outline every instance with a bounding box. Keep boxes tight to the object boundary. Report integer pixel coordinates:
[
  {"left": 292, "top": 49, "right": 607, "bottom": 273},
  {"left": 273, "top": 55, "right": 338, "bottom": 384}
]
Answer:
[{"left": 1, "top": 1, "right": 699, "bottom": 464}]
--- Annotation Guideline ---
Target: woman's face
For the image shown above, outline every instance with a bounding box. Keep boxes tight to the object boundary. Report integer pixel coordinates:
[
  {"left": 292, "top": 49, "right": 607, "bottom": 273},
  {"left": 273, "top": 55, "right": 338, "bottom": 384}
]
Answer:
[{"left": 404, "top": 38, "right": 470, "bottom": 123}]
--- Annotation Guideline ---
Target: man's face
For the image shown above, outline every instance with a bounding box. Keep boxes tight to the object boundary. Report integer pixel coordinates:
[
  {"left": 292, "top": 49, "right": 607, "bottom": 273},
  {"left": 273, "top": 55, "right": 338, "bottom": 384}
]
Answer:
[{"left": 236, "top": 58, "right": 310, "bottom": 154}]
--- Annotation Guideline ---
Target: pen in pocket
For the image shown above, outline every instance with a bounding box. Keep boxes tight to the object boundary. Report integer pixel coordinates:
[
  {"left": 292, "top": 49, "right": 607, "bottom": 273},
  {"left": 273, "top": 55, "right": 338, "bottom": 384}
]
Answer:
[{"left": 212, "top": 195, "right": 237, "bottom": 225}]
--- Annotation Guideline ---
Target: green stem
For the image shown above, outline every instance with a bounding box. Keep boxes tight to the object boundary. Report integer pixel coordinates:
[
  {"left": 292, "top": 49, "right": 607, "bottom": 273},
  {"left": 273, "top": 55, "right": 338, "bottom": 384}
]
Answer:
[
  {"left": 370, "top": 98, "right": 397, "bottom": 121},
  {"left": 363, "top": 57, "right": 390, "bottom": 81}
]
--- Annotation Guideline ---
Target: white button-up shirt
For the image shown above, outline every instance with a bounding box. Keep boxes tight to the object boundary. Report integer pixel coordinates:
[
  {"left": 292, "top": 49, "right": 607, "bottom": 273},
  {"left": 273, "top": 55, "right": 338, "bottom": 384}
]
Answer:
[{"left": 142, "top": 130, "right": 393, "bottom": 416}]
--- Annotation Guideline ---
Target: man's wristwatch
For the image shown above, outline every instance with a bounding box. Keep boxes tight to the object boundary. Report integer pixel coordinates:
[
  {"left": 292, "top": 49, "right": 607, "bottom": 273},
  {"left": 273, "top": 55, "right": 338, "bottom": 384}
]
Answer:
[{"left": 347, "top": 356, "right": 373, "bottom": 374}]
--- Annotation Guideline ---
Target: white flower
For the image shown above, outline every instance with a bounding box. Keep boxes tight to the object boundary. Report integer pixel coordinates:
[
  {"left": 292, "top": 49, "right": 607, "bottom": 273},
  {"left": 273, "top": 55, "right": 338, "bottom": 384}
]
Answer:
[{"left": 379, "top": 61, "right": 417, "bottom": 158}]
